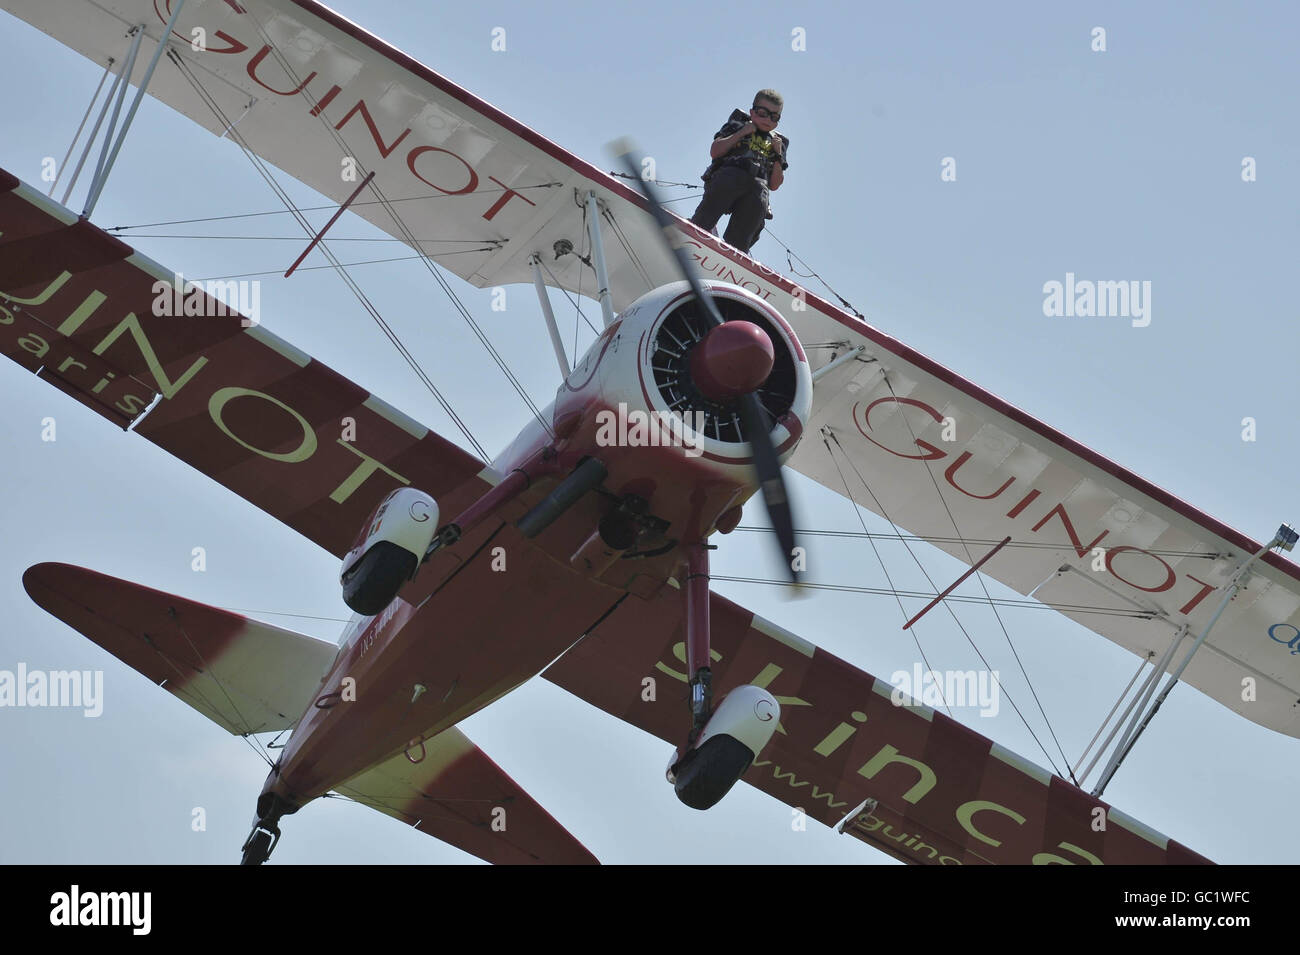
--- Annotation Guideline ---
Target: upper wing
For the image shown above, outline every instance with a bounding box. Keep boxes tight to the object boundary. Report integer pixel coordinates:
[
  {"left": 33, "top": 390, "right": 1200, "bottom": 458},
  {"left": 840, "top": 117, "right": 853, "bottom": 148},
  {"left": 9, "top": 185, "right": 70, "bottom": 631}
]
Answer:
[
  {"left": 24, "top": 561, "right": 338, "bottom": 734},
  {"left": 336, "top": 730, "right": 599, "bottom": 865},
  {"left": 779, "top": 324, "right": 1300, "bottom": 740},
  {"left": 7, "top": 0, "right": 1296, "bottom": 732},
  {"left": 543, "top": 585, "right": 1213, "bottom": 865},
  {"left": 0, "top": 0, "right": 682, "bottom": 309},
  {"left": 0, "top": 168, "right": 489, "bottom": 562}
]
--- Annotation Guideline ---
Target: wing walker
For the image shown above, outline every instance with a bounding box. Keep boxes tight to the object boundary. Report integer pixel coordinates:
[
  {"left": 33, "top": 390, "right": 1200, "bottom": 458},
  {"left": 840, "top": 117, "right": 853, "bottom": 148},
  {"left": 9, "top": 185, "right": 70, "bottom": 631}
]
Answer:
[{"left": 3, "top": 0, "right": 1297, "bottom": 865}]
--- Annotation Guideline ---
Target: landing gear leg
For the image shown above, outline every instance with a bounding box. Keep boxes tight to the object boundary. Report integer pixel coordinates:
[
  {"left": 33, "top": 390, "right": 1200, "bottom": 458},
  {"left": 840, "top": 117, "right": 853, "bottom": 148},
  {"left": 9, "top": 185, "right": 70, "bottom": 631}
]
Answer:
[
  {"left": 683, "top": 541, "right": 714, "bottom": 748},
  {"left": 239, "top": 793, "right": 291, "bottom": 865},
  {"left": 670, "top": 540, "right": 716, "bottom": 789},
  {"left": 668, "top": 541, "right": 781, "bottom": 810}
]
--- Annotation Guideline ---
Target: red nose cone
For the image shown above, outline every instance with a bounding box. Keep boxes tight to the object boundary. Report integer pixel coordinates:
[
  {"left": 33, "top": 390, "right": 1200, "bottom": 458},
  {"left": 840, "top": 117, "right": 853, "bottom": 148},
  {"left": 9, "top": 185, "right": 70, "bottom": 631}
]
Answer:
[{"left": 690, "top": 321, "right": 775, "bottom": 401}]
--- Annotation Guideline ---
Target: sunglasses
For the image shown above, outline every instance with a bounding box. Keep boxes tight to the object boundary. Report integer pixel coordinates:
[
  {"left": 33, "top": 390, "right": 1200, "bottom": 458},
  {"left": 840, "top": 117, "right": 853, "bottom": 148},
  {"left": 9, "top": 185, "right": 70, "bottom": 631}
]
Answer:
[{"left": 752, "top": 106, "right": 781, "bottom": 121}]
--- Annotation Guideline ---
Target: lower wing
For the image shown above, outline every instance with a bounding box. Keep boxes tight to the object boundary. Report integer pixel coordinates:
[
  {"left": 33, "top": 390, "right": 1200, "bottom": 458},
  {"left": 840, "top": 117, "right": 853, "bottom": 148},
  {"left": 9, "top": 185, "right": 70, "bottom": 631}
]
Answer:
[{"left": 543, "top": 585, "right": 1212, "bottom": 865}]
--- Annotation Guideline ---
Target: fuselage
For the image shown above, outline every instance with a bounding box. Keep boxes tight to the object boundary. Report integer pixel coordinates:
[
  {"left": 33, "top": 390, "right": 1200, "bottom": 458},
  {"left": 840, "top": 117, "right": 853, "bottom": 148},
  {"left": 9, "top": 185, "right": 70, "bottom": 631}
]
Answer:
[{"left": 262, "top": 281, "right": 812, "bottom": 809}]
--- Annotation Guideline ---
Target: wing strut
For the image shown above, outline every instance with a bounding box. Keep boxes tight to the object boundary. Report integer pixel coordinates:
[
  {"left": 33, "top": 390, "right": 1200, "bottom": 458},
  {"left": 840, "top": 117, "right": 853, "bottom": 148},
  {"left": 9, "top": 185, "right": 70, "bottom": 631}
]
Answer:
[
  {"left": 68, "top": 28, "right": 143, "bottom": 209},
  {"left": 529, "top": 254, "right": 572, "bottom": 377},
  {"left": 584, "top": 191, "right": 617, "bottom": 327},
  {"left": 84, "top": 0, "right": 189, "bottom": 216},
  {"left": 1090, "top": 523, "right": 1298, "bottom": 797},
  {"left": 48, "top": 56, "right": 115, "bottom": 201},
  {"left": 1076, "top": 626, "right": 1187, "bottom": 787},
  {"left": 1072, "top": 646, "right": 1158, "bottom": 782}
]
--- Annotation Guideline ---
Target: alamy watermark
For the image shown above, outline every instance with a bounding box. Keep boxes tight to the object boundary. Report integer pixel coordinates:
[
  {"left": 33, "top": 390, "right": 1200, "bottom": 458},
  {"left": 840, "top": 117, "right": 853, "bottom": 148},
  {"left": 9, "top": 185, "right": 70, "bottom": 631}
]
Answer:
[
  {"left": 890, "top": 664, "right": 1000, "bottom": 717},
  {"left": 594, "top": 403, "right": 707, "bottom": 458},
  {"left": 1042, "top": 272, "right": 1151, "bottom": 327},
  {"left": 0, "top": 664, "right": 103, "bottom": 717},
  {"left": 152, "top": 272, "right": 261, "bottom": 327},
  {"left": 50, "top": 886, "right": 150, "bottom": 935}
]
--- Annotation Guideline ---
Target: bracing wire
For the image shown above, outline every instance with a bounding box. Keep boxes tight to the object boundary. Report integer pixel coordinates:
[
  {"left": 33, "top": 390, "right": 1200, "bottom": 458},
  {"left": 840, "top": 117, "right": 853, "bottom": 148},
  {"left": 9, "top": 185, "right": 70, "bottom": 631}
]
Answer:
[
  {"left": 878, "top": 374, "right": 1078, "bottom": 782},
  {"left": 821, "top": 430, "right": 952, "bottom": 717},
  {"left": 225, "top": 14, "right": 553, "bottom": 440},
  {"left": 825, "top": 428, "right": 1070, "bottom": 780},
  {"left": 167, "top": 49, "right": 490, "bottom": 459}
]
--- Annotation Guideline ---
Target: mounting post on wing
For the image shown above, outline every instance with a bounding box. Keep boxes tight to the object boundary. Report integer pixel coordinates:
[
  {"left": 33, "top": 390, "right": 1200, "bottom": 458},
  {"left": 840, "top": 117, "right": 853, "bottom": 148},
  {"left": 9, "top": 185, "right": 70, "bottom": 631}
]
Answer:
[
  {"left": 1090, "top": 523, "right": 1298, "bottom": 797},
  {"left": 584, "top": 191, "right": 616, "bottom": 328},
  {"left": 811, "top": 344, "right": 867, "bottom": 385},
  {"left": 83, "top": 0, "right": 189, "bottom": 218},
  {"left": 530, "top": 254, "right": 571, "bottom": 378},
  {"left": 834, "top": 797, "right": 879, "bottom": 833}
]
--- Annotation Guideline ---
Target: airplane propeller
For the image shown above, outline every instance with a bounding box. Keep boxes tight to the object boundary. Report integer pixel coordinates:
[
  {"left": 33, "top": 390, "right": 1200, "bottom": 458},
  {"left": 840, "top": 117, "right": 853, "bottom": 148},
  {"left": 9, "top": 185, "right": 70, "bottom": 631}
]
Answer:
[{"left": 612, "top": 141, "right": 801, "bottom": 585}]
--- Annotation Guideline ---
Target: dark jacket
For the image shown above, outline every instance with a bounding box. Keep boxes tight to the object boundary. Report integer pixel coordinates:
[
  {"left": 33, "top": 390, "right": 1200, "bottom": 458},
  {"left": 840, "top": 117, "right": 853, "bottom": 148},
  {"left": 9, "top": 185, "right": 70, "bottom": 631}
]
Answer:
[{"left": 702, "top": 108, "right": 790, "bottom": 182}]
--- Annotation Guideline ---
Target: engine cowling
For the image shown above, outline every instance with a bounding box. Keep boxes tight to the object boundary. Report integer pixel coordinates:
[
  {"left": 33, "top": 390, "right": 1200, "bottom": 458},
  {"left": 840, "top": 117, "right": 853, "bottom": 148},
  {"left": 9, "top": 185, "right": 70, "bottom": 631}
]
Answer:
[
  {"left": 640, "top": 282, "right": 810, "bottom": 459},
  {"left": 340, "top": 487, "right": 438, "bottom": 615},
  {"left": 495, "top": 281, "right": 812, "bottom": 481},
  {"left": 484, "top": 279, "right": 813, "bottom": 566}
]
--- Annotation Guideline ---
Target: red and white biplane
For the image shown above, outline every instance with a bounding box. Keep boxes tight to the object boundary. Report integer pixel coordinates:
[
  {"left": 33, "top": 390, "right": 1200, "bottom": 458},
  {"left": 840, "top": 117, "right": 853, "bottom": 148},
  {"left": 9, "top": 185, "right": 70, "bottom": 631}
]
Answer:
[{"left": 2, "top": 0, "right": 1297, "bottom": 865}]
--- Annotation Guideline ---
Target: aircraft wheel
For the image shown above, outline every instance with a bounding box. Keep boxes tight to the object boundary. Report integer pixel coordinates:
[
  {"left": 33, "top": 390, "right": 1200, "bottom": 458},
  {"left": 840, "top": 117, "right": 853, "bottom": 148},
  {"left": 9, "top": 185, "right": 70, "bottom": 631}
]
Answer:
[
  {"left": 240, "top": 829, "right": 273, "bottom": 866},
  {"left": 342, "top": 541, "right": 416, "bottom": 616},
  {"left": 673, "top": 734, "right": 755, "bottom": 810}
]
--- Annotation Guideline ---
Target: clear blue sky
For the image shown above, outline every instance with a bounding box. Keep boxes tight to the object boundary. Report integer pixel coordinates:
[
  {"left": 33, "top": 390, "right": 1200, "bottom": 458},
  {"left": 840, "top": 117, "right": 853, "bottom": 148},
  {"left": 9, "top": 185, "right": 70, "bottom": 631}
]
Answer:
[{"left": 0, "top": 0, "right": 1296, "bottom": 864}]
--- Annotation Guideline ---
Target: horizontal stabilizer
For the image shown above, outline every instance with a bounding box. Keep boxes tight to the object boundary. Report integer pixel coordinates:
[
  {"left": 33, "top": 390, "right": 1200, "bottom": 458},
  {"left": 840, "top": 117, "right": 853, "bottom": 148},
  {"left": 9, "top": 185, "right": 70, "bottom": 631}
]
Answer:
[
  {"left": 336, "top": 729, "right": 598, "bottom": 865},
  {"left": 23, "top": 562, "right": 338, "bottom": 735}
]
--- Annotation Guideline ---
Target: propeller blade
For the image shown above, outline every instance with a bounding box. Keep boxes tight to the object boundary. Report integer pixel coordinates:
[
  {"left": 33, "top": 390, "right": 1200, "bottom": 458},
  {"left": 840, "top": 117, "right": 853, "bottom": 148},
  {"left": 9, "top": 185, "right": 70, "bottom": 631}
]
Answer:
[
  {"left": 612, "top": 140, "right": 724, "bottom": 330},
  {"left": 611, "top": 139, "right": 801, "bottom": 585},
  {"left": 737, "top": 392, "right": 801, "bottom": 584}
]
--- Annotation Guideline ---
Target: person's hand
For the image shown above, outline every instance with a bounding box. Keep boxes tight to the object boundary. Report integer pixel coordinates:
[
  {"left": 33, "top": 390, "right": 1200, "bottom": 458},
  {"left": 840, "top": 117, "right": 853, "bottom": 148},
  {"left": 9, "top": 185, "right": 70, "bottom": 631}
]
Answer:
[
  {"left": 738, "top": 122, "right": 757, "bottom": 137},
  {"left": 771, "top": 135, "right": 785, "bottom": 157}
]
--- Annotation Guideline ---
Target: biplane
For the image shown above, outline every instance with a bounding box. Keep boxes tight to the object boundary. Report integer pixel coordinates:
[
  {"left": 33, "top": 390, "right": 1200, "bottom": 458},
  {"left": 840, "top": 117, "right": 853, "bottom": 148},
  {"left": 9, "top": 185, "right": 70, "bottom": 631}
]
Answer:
[{"left": 1, "top": 0, "right": 1296, "bottom": 865}]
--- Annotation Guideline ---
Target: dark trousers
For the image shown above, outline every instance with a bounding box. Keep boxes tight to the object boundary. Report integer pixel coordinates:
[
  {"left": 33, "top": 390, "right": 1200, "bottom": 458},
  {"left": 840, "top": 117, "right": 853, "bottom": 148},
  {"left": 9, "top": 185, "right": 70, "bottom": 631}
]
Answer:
[{"left": 689, "top": 166, "right": 769, "bottom": 254}]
